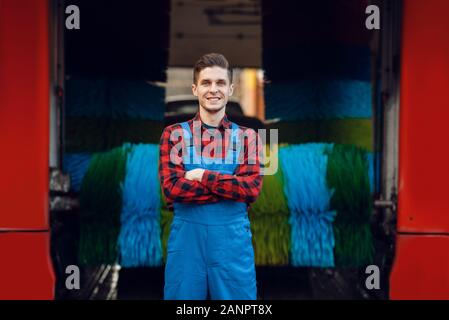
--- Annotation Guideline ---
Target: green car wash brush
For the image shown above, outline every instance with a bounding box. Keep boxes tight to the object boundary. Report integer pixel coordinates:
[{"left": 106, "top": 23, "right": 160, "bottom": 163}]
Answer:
[
  {"left": 326, "top": 144, "right": 374, "bottom": 267},
  {"left": 78, "top": 144, "right": 131, "bottom": 265},
  {"left": 250, "top": 149, "right": 290, "bottom": 266}
]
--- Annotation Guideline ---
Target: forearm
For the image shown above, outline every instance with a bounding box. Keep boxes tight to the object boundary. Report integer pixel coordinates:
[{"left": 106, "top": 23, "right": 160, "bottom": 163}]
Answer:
[
  {"left": 200, "top": 169, "right": 263, "bottom": 203},
  {"left": 161, "top": 176, "right": 219, "bottom": 203}
]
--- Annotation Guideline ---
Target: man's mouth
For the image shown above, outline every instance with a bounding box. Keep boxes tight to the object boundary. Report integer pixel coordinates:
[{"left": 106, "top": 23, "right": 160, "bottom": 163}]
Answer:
[{"left": 206, "top": 97, "right": 221, "bottom": 101}]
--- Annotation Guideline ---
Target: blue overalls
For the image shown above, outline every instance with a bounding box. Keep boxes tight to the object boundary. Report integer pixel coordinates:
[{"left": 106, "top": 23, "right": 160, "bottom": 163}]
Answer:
[{"left": 164, "top": 121, "right": 257, "bottom": 300}]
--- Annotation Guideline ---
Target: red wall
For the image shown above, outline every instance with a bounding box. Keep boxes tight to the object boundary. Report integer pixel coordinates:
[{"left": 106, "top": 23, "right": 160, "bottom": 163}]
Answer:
[
  {"left": 0, "top": 0, "right": 55, "bottom": 299},
  {"left": 391, "top": 235, "right": 449, "bottom": 299},
  {"left": 391, "top": 0, "right": 449, "bottom": 299}
]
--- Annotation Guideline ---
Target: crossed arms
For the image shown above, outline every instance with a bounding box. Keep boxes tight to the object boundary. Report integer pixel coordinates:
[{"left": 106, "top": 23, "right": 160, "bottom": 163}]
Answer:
[{"left": 158, "top": 124, "right": 263, "bottom": 208}]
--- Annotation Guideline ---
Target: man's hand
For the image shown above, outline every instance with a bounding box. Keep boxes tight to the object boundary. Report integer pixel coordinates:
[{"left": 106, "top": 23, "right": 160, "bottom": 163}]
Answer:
[{"left": 184, "top": 168, "right": 205, "bottom": 182}]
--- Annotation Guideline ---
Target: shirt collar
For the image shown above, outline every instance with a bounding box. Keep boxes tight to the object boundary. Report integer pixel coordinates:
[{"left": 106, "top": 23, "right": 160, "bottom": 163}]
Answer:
[{"left": 192, "top": 112, "right": 232, "bottom": 130}]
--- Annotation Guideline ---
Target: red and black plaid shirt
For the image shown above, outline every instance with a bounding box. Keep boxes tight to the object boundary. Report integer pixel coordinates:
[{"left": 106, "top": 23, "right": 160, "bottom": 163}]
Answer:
[{"left": 159, "top": 113, "right": 263, "bottom": 209}]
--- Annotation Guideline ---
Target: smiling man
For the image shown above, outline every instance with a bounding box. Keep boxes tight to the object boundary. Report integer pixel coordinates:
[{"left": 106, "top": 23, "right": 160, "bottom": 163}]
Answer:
[{"left": 159, "top": 53, "right": 263, "bottom": 300}]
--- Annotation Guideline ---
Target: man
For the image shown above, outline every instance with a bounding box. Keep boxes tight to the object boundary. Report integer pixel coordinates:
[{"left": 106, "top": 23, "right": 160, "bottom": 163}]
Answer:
[{"left": 159, "top": 53, "right": 263, "bottom": 300}]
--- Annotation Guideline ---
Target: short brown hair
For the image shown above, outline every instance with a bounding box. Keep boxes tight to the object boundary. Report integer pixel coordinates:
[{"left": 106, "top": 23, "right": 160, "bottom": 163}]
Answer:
[{"left": 193, "top": 53, "right": 233, "bottom": 84}]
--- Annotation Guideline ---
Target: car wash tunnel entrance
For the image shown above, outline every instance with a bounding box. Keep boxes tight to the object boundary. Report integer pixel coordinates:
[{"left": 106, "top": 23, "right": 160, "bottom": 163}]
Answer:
[{"left": 1, "top": 0, "right": 449, "bottom": 300}]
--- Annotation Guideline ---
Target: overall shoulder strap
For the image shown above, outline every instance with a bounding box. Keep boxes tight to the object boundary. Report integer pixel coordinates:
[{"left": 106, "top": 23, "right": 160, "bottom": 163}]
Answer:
[
  {"left": 230, "top": 122, "right": 241, "bottom": 148},
  {"left": 179, "top": 121, "right": 194, "bottom": 147},
  {"left": 224, "top": 122, "right": 242, "bottom": 164}
]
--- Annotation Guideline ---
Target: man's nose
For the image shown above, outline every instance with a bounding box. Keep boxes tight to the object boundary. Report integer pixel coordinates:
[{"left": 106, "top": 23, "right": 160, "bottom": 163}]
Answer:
[{"left": 209, "top": 83, "right": 218, "bottom": 93}]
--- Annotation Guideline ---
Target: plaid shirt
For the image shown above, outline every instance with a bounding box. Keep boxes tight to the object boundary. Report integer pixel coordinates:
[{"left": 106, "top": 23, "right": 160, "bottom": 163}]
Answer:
[{"left": 159, "top": 113, "right": 263, "bottom": 209}]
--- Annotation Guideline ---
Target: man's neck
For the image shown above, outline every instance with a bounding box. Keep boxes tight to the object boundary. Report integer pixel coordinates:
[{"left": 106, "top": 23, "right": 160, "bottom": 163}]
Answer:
[{"left": 199, "top": 107, "right": 225, "bottom": 127}]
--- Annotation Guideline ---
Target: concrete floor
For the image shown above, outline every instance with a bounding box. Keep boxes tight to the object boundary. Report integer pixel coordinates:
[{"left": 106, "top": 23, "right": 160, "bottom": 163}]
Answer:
[{"left": 85, "top": 265, "right": 314, "bottom": 300}]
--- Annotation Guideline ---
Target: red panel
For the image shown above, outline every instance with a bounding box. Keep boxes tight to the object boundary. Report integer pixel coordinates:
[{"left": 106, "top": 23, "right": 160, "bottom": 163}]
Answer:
[
  {"left": 390, "top": 235, "right": 449, "bottom": 300},
  {"left": 398, "top": 0, "right": 449, "bottom": 233},
  {"left": 0, "top": 0, "right": 50, "bottom": 228},
  {"left": 0, "top": 0, "right": 55, "bottom": 299},
  {"left": 0, "top": 232, "right": 55, "bottom": 299}
]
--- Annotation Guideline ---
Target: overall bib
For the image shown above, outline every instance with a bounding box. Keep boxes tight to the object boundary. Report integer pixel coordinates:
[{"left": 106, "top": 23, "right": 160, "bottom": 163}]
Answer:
[{"left": 164, "top": 121, "right": 257, "bottom": 300}]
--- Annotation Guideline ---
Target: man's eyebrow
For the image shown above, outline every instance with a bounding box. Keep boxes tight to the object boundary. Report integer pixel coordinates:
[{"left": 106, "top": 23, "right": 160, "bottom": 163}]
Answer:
[{"left": 200, "top": 78, "right": 227, "bottom": 83}]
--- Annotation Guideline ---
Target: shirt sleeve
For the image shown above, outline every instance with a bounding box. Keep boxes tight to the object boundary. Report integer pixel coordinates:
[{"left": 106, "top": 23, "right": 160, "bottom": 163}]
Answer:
[
  {"left": 159, "top": 125, "right": 221, "bottom": 206},
  {"left": 200, "top": 128, "right": 263, "bottom": 203}
]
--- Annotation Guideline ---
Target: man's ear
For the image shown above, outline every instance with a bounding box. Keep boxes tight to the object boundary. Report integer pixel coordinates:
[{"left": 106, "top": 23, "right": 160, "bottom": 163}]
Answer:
[
  {"left": 192, "top": 83, "right": 198, "bottom": 97},
  {"left": 229, "top": 83, "right": 234, "bottom": 96}
]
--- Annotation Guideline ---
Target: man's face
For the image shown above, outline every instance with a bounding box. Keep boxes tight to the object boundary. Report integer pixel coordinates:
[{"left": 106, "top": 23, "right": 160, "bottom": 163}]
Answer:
[{"left": 192, "top": 66, "right": 234, "bottom": 114}]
